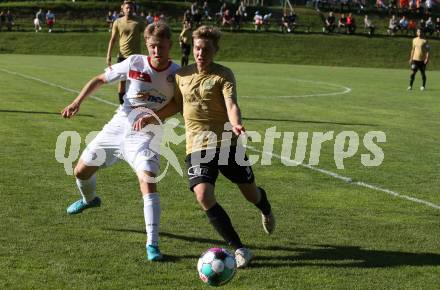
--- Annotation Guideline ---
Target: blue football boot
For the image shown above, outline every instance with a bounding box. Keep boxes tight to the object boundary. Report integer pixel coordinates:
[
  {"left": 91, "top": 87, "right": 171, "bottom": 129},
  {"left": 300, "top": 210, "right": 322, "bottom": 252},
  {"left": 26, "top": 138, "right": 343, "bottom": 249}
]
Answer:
[
  {"left": 66, "top": 197, "right": 101, "bottom": 215},
  {"left": 146, "top": 244, "right": 163, "bottom": 261}
]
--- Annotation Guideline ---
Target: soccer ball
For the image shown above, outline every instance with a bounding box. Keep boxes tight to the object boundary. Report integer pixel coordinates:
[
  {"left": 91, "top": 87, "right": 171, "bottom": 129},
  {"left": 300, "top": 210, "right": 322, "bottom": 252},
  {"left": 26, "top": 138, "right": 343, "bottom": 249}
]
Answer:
[{"left": 197, "top": 248, "right": 237, "bottom": 286}]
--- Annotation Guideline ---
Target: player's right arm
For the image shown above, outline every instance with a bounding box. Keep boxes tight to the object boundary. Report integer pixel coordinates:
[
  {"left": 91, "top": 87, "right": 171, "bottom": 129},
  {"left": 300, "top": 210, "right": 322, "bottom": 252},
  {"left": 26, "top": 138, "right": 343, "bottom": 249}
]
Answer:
[
  {"left": 61, "top": 74, "right": 107, "bottom": 118},
  {"left": 409, "top": 40, "right": 415, "bottom": 64},
  {"left": 106, "top": 21, "right": 118, "bottom": 67}
]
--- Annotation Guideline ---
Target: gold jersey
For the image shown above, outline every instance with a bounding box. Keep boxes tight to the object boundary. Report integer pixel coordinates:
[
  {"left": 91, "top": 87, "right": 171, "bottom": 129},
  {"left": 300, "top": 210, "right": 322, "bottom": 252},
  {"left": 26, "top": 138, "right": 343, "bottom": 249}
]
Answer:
[
  {"left": 179, "top": 28, "right": 192, "bottom": 45},
  {"left": 174, "top": 63, "right": 238, "bottom": 154},
  {"left": 412, "top": 37, "right": 429, "bottom": 61},
  {"left": 112, "top": 16, "right": 145, "bottom": 58}
]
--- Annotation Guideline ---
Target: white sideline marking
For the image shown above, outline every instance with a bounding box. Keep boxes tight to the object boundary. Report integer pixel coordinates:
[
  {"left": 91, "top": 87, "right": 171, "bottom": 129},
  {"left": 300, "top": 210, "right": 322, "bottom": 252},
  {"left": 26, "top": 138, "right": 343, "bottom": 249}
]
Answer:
[
  {"left": 246, "top": 146, "right": 440, "bottom": 210},
  {"left": 0, "top": 68, "right": 118, "bottom": 107},
  {"left": 1, "top": 68, "right": 439, "bottom": 210},
  {"left": 242, "top": 79, "right": 352, "bottom": 99}
]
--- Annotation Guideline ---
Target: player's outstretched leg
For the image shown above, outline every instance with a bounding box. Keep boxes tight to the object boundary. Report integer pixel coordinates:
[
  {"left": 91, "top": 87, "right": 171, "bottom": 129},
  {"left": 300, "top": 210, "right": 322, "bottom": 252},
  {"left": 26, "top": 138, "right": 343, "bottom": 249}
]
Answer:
[
  {"left": 195, "top": 183, "right": 253, "bottom": 268},
  {"left": 238, "top": 183, "right": 276, "bottom": 235},
  {"left": 67, "top": 162, "right": 101, "bottom": 215},
  {"left": 257, "top": 187, "right": 276, "bottom": 235}
]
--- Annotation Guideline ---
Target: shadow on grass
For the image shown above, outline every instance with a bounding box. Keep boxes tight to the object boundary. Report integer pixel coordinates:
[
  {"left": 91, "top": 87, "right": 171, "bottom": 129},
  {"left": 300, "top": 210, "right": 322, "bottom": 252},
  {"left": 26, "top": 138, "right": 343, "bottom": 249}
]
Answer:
[
  {"left": 0, "top": 109, "right": 94, "bottom": 117},
  {"left": 104, "top": 228, "right": 440, "bottom": 268},
  {"left": 104, "top": 228, "right": 227, "bottom": 246},
  {"left": 243, "top": 117, "right": 377, "bottom": 127},
  {"left": 251, "top": 244, "right": 440, "bottom": 268}
]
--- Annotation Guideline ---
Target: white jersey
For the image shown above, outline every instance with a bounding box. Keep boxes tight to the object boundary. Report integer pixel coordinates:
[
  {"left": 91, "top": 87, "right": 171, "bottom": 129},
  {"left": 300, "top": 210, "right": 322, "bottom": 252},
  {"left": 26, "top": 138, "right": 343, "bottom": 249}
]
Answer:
[{"left": 105, "top": 54, "right": 180, "bottom": 111}]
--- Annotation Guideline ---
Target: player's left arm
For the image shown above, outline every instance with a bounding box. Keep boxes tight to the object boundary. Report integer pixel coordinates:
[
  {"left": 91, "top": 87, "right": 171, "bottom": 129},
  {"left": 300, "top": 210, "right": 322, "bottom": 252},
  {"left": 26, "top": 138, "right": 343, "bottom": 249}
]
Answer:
[
  {"left": 225, "top": 96, "right": 245, "bottom": 136},
  {"left": 61, "top": 74, "right": 107, "bottom": 118},
  {"left": 223, "top": 72, "right": 245, "bottom": 136}
]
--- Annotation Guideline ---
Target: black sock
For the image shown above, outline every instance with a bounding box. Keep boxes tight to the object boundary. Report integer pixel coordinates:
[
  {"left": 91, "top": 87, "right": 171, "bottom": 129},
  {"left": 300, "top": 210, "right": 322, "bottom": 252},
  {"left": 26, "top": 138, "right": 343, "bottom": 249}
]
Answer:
[
  {"left": 421, "top": 71, "right": 426, "bottom": 87},
  {"left": 410, "top": 73, "right": 415, "bottom": 87},
  {"left": 206, "top": 203, "right": 243, "bottom": 250},
  {"left": 255, "top": 187, "right": 272, "bottom": 216},
  {"left": 118, "top": 92, "right": 124, "bottom": 104}
]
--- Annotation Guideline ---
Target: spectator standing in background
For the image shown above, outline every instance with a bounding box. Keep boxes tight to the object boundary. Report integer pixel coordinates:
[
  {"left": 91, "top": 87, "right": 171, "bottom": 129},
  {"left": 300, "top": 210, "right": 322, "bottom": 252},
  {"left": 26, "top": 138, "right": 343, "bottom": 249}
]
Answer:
[
  {"left": 6, "top": 10, "right": 14, "bottom": 31},
  {"left": 34, "top": 9, "right": 44, "bottom": 32},
  {"left": 202, "top": 1, "right": 212, "bottom": 20},
  {"left": 425, "top": 17, "right": 434, "bottom": 36},
  {"left": 238, "top": 1, "right": 247, "bottom": 19},
  {"left": 179, "top": 21, "right": 192, "bottom": 67},
  {"left": 425, "top": 0, "right": 432, "bottom": 14},
  {"left": 106, "top": 11, "right": 114, "bottom": 32},
  {"left": 46, "top": 10, "right": 55, "bottom": 33},
  {"left": 347, "top": 13, "right": 356, "bottom": 34},
  {"left": 364, "top": 15, "right": 375, "bottom": 36},
  {"left": 435, "top": 17, "right": 440, "bottom": 38},
  {"left": 0, "top": 11, "right": 5, "bottom": 31}
]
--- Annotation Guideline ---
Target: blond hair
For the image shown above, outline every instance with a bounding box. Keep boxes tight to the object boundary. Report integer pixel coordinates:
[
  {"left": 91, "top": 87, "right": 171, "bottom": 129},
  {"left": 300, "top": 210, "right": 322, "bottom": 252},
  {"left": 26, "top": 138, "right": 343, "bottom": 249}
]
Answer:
[
  {"left": 144, "top": 22, "right": 172, "bottom": 40},
  {"left": 192, "top": 25, "right": 221, "bottom": 49}
]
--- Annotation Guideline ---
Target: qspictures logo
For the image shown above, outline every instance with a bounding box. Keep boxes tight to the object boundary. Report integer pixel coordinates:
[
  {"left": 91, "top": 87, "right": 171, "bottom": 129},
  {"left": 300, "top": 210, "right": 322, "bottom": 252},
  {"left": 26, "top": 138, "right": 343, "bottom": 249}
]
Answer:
[{"left": 55, "top": 109, "right": 386, "bottom": 182}]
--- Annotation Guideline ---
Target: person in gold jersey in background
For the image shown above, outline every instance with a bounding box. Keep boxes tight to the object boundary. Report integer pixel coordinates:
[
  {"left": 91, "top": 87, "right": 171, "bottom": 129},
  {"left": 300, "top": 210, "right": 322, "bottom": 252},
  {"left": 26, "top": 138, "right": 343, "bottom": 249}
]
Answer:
[
  {"left": 107, "top": 0, "right": 145, "bottom": 104},
  {"left": 179, "top": 21, "right": 192, "bottom": 67},
  {"left": 408, "top": 29, "right": 430, "bottom": 91}
]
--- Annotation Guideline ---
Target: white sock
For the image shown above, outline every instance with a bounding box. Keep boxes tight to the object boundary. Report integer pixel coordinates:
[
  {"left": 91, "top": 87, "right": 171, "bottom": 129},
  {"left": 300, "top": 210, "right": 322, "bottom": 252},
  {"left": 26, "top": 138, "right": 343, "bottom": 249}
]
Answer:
[
  {"left": 75, "top": 174, "right": 97, "bottom": 203},
  {"left": 143, "top": 193, "right": 160, "bottom": 247}
]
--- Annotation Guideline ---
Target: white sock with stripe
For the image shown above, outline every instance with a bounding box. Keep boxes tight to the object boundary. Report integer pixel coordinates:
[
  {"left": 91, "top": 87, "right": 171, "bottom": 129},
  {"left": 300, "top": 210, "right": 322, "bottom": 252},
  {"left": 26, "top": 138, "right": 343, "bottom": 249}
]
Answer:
[{"left": 143, "top": 193, "right": 161, "bottom": 246}]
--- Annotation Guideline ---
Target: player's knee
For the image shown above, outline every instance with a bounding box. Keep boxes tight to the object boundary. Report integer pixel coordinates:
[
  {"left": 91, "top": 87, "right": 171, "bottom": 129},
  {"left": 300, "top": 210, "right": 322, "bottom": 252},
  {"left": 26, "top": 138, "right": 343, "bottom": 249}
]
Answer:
[
  {"left": 195, "top": 190, "right": 215, "bottom": 209},
  {"left": 74, "top": 164, "right": 95, "bottom": 180},
  {"left": 74, "top": 166, "right": 88, "bottom": 180}
]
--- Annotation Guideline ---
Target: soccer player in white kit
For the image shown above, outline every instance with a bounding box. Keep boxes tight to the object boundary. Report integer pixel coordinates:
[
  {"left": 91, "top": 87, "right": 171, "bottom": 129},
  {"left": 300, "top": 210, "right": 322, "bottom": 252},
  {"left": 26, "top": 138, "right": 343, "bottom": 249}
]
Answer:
[{"left": 60, "top": 22, "right": 179, "bottom": 261}]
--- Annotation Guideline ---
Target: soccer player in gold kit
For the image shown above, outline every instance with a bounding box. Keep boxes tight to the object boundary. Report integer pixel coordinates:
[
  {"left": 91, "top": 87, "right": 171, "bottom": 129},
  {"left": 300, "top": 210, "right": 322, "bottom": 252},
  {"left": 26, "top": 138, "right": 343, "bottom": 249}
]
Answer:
[
  {"left": 137, "top": 25, "right": 275, "bottom": 268},
  {"left": 107, "top": 1, "right": 145, "bottom": 104},
  {"left": 408, "top": 29, "right": 430, "bottom": 91}
]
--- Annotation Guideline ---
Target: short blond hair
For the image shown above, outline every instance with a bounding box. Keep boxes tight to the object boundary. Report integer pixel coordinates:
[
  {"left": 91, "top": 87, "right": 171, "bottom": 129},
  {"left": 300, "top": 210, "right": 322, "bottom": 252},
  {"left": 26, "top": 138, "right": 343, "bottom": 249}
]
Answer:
[
  {"left": 192, "top": 25, "right": 221, "bottom": 49},
  {"left": 122, "top": 0, "right": 134, "bottom": 6},
  {"left": 144, "top": 22, "right": 172, "bottom": 40}
]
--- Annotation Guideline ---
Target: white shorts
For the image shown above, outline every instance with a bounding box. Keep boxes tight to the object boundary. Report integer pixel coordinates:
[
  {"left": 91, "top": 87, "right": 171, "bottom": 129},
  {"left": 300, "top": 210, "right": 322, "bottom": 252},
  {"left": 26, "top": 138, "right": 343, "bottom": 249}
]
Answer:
[{"left": 80, "top": 108, "right": 160, "bottom": 175}]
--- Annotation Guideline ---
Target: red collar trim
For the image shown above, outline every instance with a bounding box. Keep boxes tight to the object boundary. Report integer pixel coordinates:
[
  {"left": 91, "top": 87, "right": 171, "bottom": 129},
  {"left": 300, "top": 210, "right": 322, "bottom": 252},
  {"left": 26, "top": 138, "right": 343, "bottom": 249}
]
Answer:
[{"left": 148, "top": 56, "right": 172, "bottom": 72}]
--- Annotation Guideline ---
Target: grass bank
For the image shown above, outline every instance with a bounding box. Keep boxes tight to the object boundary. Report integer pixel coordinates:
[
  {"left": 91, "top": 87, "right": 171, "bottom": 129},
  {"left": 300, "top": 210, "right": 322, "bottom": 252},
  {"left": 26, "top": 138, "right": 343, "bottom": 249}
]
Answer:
[{"left": 1, "top": 31, "right": 439, "bottom": 70}]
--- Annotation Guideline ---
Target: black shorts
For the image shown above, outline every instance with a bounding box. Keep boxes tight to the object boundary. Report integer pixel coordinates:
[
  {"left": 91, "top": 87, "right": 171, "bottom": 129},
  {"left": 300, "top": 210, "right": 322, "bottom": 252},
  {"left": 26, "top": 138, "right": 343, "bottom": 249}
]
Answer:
[
  {"left": 117, "top": 56, "right": 126, "bottom": 63},
  {"left": 185, "top": 146, "right": 255, "bottom": 191},
  {"left": 181, "top": 43, "right": 191, "bottom": 56},
  {"left": 411, "top": 60, "right": 426, "bottom": 72}
]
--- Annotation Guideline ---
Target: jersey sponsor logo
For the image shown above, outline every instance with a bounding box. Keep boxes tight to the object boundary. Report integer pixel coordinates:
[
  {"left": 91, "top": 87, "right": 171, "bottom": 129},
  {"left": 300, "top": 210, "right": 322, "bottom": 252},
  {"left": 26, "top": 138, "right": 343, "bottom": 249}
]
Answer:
[
  {"left": 188, "top": 165, "right": 211, "bottom": 179},
  {"left": 147, "top": 95, "right": 166, "bottom": 103},
  {"left": 129, "top": 70, "right": 152, "bottom": 82}
]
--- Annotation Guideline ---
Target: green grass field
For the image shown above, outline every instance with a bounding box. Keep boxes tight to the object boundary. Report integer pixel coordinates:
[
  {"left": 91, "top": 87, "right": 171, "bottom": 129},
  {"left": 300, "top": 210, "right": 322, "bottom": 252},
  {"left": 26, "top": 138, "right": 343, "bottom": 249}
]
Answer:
[{"left": 1, "top": 54, "right": 439, "bottom": 289}]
